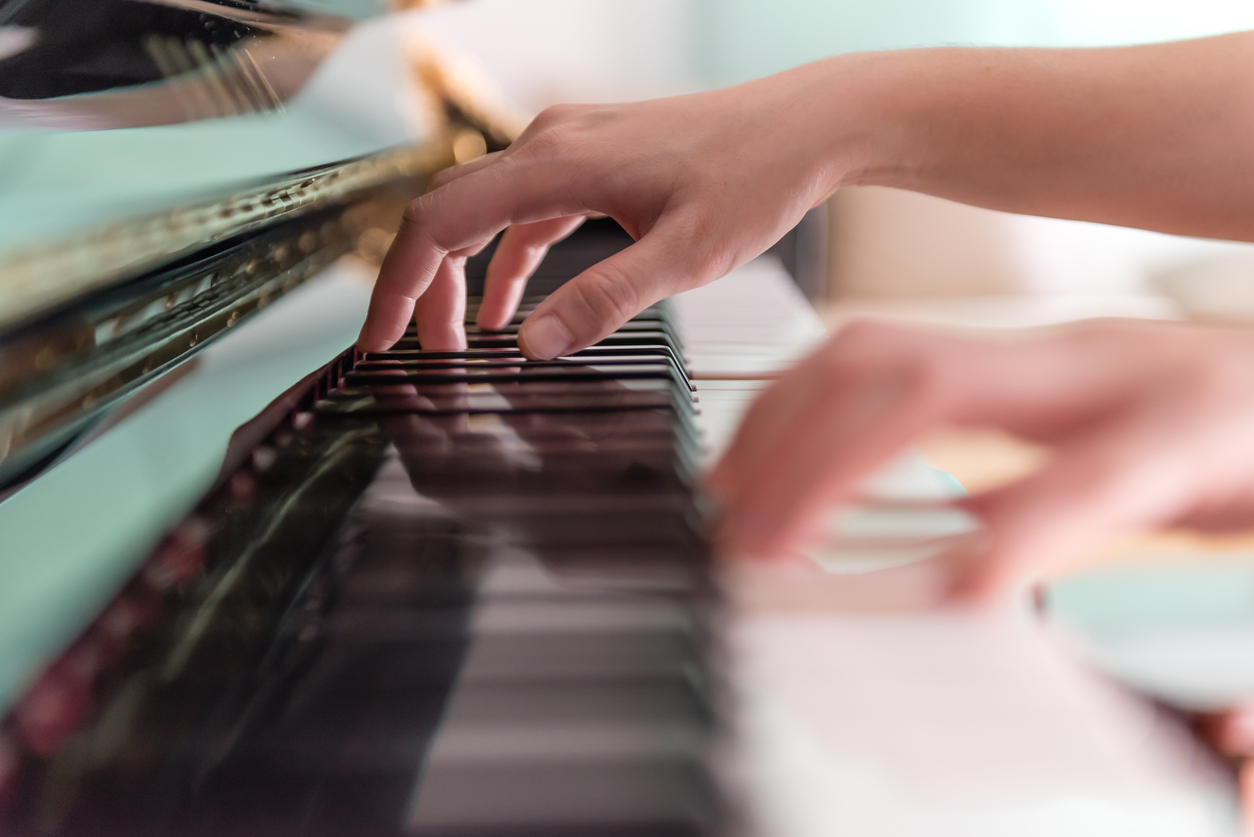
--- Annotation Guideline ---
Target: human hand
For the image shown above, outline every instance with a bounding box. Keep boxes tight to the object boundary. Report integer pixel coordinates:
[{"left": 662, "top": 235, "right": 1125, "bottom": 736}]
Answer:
[
  {"left": 709, "top": 318, "right": 1254, "bottom": 605},
  {"left": 357, "top": 59, "right": 872, "bottom": 356},
  {"left": 360, "top": 32, "right": 1254, "bottom": 357}
]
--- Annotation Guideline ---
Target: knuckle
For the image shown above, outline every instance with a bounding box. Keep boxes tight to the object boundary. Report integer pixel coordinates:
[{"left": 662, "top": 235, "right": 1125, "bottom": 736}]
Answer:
[
  {"left": 536, "top": 103, "right": 579, "bottom": 123},
  {"left": 666, "top": 212, "right": 730, "bottom": 280},
  {"left": 518, "top": 110, "right": 595, "bottom": 159},
  {"left": 568, "top": 269, "right": 639, "bottom": 332},
  {"left": 522, "top": 239, "right": 554, "bottom": 257},
  {"left": 400, "top": 197, "right": 428, "bottom": 229},
  {"left": 525, "top": 123, "right": 577, "bottom": 157}
]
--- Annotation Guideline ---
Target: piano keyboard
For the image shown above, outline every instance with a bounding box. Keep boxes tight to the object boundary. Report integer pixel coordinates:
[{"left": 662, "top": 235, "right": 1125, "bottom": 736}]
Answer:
[
  {"left": 0, "top": 223, "right": 730, "bottom": 836},
  {"left": 2, "top": 214, "right": 1242, "bottom": 835}
]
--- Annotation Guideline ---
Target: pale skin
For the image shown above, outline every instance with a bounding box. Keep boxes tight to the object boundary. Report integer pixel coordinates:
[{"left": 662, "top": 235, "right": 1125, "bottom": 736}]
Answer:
[{"left": 358, "top": 31, "right": 1254, "bottom": 603}]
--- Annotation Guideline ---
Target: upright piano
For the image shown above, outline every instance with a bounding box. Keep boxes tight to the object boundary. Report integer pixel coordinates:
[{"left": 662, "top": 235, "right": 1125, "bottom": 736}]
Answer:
[
  {"left": 0, "top": 1, "right": 745, "bottom": 832},
  {"left": 0, "top": 1, "right": 1246, "bottom": 835}
]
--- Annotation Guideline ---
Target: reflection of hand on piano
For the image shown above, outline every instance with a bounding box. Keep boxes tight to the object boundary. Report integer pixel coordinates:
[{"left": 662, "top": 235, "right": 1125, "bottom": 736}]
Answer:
[
  {"left": 374, "top": 366, "right": 684, "bottom": 505},
  {"left": 709, "top": 317, "right": 1254, "bottom": 607}
]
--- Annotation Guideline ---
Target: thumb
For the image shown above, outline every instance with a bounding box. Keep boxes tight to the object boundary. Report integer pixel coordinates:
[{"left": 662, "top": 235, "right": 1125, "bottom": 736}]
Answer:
[{"left": 516, "top": 220, "right": 714, "bottom": 359}]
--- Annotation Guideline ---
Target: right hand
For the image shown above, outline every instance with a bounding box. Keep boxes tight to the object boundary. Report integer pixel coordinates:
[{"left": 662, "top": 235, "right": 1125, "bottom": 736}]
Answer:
[
  {"left": 358, "top": 59, "right": 873, "bottom": 356},
  {"left": 710, "top": 317, "right": 1254, "bottom": 605}
]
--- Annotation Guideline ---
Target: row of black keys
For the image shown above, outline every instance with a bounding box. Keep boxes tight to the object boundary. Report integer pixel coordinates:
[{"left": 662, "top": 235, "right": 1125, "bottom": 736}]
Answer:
[
  {"left": 0, "top": 233, "right": 727, "bottom": 835},
  {"left": 305, "top": 296, "right": 728, "bottom": 835},
  {"left": 317, "top": 298, "right": 705, "bottom": 498}
]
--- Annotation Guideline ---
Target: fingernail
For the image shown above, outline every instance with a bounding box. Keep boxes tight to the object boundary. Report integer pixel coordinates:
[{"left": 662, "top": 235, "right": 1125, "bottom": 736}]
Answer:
[{"left": 518, "top": 315, "right": 573, "bottom": 359}]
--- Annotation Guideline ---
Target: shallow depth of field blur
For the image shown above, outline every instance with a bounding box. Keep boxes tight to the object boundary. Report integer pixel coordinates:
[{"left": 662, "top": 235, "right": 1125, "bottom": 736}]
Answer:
[{"left": 415, "top": 0, "right": 1254, "bottom": 328}]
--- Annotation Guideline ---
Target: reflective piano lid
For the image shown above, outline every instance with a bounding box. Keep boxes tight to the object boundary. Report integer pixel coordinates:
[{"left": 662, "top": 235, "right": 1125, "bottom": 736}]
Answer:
[
  {"left": 0, "top": 0, "right": 449, "bottom": 327},
  {"left": 0, "top": 257, "right": 373, "bottom": 717}
]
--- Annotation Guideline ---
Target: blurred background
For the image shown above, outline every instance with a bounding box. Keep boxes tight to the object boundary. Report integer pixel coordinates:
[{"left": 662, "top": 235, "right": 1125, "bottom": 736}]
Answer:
[{"left": 413, "top": 0, "right": 1254, "bottom": 326}]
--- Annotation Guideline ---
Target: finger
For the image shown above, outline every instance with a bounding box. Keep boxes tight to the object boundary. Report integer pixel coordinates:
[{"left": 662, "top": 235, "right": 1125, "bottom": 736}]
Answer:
[
  {"left": 711, "top": 322, "right": 953, "bottom": 505},
  {"left": 431, "top": 151, "right": 505, "bottom": 189},
  {"left": 478, "top": 216, "right": 588, "bottom": 331},
  {"left": 517, "top": 218, "right": 716, "bottom": 359},
  {"left": 709, "top": 328, "right": 889, "bottom": 498},
  {"left": 412, "top": 254, "right": 468, "bottom": 351},
  {"left": 359, "top": 157, "right": 587, "bottom": 352},
  {"left": 948, "top": 397, "right": 1195, "bottom": 605},
  {"left": 707, "top": 357, "right": 842, "bottom": 501},
  {"left": 453, "top": 238, "right": 493, "bottom": 259},
  {"left": 718, "top": 365, "right": 946, "bottom": 560}
]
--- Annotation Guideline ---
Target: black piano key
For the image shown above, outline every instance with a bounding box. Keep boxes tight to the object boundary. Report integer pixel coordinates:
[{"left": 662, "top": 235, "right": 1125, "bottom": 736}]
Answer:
[
  {"left": 315, "top": 384, "right": 697, "bottom": 422},
  {"left": 389, "top": 331, "right": 679, "bottom": 352},
  {"left": 453, "top": 508, "right": 703, "bottom": 549},
  {"left": 421, "top": 679, "right": 711, "bottom": 729},
  {"left": 383, "top": 450, "right": 695, "bottom": 496},
  {"left": 368, "top": 342, "right": 690, "bottom": 373},
  {"left": 463, "top": 298, "right": 672, "bottom": 326},
  {"left": 452, "top": 321, "right": 684, "bottom": 348},
  {"left": 367, "top": 345, "right": 682, "bottom": 363},
  {"left": 343, "top": 364, "right": 684, "bottom": 388},
  {"left": 407, "top": 761, "right": 716, "bottom": 835},
  {"left": 315, "top": 392, "right": 680, "bottom": 418},
  {"left": 353, "top": 354, "right": 694, "bottom": 391},
  {"left": 419, "top": 318, "right": 673, "bottom": 337}
]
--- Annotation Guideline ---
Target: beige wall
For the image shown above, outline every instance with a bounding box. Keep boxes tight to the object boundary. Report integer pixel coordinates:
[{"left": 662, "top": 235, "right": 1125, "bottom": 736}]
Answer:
[{"left": 827, "top": 186, "right": 1254, "bottom": 303}]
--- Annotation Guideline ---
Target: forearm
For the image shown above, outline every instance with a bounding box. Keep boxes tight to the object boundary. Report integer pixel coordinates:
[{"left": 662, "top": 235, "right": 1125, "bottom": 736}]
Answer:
[
  {"left": 820, "top": 33, "right": 1254, "bottom": 240},
  {"left": 364, "top": 31, "right": 1254, "bottom": 355}
]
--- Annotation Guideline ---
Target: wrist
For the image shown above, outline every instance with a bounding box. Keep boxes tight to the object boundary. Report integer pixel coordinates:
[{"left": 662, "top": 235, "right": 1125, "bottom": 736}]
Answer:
[{"left": 808, "top": 50, "right": 924, "bottom": 193}]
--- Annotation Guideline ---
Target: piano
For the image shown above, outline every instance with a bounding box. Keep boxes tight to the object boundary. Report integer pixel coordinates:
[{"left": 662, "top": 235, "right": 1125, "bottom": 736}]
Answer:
[
  {"left": 0, "top": 2, "right": 738, "bottom": 830},
  {"left": 0, "top": 1, "right": 1248, "bottom": 834}
]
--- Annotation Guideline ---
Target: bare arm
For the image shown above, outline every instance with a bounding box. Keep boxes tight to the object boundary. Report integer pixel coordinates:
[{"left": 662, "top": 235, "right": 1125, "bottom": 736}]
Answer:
[
  {"left": 851, "top": 33, "right": 1254, "bottom": 240},
  {"left": 359, "top": 32, "right": 1254, "bottom": 355}
]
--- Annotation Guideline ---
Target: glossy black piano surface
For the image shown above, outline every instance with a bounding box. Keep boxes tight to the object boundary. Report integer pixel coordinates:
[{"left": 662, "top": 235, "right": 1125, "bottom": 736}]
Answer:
[
  {"left": 0, "top": 223, "right": 729, "bottom": 836},
  {"left": 0, "top": 0, "right": 528, "bottom": 495}
]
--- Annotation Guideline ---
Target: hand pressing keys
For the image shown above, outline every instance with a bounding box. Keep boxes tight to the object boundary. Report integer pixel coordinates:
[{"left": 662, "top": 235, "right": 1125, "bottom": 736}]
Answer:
[
  {"left": 356, "top": 64, "right": 864, "bottom": 356},
  {"left": 710, "top": 319, "right": 1254, "bottom": 604}
]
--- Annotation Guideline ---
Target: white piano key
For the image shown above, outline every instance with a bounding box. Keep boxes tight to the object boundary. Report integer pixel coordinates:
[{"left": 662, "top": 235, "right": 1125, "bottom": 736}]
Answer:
[
  {"left": 669, "top": 239, "right": 1238, "bottom": 834},
  {"left": 672, "top": 255, "right": 827, "bottom": 379},
  {"left": 729, "top": 613, "right": 1237, "bottom": 837}
]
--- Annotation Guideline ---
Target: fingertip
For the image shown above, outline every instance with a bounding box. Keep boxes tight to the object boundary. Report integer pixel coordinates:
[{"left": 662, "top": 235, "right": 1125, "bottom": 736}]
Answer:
[
  {"left": 356, "top": 325, "right": 399, "bottom": 354},
  {"left": 474, "top": 308, "right": 510, "bottom": 333},
  {"left": 517, "top": 314, "right": 575, "bottom": 360},
  {"left": 356, "top": 314, "right": 393, "bottom": 351},
  {"left": 419, "top": 326, "right": 468, "bottom": 353}
]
